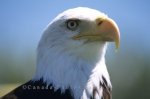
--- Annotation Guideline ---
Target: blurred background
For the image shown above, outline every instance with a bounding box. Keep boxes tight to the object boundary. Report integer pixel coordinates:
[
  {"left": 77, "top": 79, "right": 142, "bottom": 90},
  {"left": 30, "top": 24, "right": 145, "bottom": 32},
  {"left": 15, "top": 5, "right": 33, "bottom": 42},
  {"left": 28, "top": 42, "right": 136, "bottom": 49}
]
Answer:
[{"left": 0, "top": 0, "right": 150, "bottom": 98}]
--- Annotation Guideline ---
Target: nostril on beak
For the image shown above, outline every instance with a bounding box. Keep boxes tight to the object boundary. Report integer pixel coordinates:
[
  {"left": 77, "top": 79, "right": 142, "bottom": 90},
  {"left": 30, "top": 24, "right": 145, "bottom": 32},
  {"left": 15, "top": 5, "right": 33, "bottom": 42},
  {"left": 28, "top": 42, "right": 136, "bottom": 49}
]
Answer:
[
  {"left": 96, "top": 18, "right": 105, "bottom": 26},
  {"left": 97, "top": 20, "right": 103, "bottom": 26}
]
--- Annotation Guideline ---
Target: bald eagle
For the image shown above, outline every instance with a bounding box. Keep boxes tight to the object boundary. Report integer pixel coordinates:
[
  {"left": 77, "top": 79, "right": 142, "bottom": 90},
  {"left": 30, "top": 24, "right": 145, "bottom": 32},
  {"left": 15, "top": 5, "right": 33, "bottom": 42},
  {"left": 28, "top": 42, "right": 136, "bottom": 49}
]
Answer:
[{"left": 1, "top": 7, "right": 120, "bottom": 99}]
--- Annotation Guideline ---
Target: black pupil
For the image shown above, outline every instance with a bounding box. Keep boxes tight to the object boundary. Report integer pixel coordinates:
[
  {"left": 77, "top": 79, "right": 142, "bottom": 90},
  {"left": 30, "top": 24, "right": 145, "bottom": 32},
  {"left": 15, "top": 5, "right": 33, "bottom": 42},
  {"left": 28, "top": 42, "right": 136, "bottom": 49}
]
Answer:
[{"left": 70, "top": 21, "right": 75, "bottom": 27}]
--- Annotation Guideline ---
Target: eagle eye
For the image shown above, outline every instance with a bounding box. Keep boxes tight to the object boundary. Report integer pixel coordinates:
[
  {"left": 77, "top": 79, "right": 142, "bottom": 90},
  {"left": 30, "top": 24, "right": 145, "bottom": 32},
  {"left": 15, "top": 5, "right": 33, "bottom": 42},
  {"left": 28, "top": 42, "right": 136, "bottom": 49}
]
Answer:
[{"left": 66, "top": 19, "right": 79, "bottom": 30}]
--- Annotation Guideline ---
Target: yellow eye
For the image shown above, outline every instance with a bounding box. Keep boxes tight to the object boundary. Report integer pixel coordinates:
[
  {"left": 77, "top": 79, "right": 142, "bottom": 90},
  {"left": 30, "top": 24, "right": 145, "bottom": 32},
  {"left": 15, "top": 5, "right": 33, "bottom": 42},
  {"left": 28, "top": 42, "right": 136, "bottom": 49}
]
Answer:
[{"left": 66, "top": 20, "right": 79, "bottom": 30}]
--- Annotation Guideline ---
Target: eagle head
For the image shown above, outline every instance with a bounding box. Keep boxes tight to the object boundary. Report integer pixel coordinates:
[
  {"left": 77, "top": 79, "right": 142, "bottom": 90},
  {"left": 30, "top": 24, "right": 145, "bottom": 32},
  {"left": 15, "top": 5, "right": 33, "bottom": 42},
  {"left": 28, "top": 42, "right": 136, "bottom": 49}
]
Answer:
[{"left": 34, "top": 7, "right": 120, "bottom": 99}]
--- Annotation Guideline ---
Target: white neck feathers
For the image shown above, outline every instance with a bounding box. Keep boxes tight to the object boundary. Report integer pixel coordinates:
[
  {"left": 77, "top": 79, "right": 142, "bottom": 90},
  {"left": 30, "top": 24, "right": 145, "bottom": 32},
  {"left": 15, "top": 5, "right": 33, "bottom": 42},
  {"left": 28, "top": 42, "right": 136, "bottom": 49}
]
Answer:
[{"left": 33, "top": 40, "right": 111, "bottom": 99}]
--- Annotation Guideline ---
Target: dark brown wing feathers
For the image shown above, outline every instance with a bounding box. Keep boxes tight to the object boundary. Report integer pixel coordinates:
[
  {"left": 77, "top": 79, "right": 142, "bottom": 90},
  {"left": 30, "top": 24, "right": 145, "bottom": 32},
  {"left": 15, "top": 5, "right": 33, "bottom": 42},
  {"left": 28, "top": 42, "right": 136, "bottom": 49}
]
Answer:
[{"left": 101, "top": 76, "right": 112, "bottom": 99}]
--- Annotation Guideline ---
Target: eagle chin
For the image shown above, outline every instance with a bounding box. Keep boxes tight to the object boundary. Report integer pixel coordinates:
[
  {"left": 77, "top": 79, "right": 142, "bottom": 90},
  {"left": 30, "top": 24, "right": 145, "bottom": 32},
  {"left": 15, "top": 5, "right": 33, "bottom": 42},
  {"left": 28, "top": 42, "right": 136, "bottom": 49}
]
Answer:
[{"left": 2, "top": 7, "right": 120, "bottom": 99}]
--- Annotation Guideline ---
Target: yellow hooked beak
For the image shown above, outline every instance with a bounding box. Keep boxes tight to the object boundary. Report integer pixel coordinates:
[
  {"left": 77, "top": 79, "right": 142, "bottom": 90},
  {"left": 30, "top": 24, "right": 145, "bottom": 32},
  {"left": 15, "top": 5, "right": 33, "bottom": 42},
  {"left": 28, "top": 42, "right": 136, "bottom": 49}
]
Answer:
[{"left": 72, "top": 17, "right": 120, "bottom": 49}]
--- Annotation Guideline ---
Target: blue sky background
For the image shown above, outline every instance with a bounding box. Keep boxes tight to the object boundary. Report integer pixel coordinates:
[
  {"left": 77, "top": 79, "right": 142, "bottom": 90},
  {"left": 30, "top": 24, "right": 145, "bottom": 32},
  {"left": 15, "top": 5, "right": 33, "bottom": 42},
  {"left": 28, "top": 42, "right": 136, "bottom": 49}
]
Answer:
[
  {"left": 0, "top": 0, "right": 150, "bottom": 54},
  {"left": 0, "top": 0, "right": 150, "bottom": 98}
]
